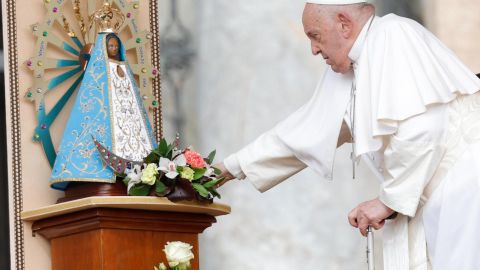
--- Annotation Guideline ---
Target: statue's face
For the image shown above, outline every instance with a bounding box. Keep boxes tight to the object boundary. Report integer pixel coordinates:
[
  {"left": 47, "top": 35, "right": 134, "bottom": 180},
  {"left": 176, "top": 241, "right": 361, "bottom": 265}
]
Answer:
[{"left": 107, "top": 37, "right": 119, "bottom": 59}]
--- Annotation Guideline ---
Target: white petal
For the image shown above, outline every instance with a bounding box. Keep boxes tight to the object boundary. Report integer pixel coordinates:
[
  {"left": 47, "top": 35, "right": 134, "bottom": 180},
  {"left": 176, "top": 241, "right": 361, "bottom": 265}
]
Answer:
[
  {"left": 133, "top": 164, "right": 142, "bottom": 171},
  {"left": 159, "top": 157, "right": 171, "bottom": 168},
  {"left": 204, "top": 168, "right": 214, "bottom": 176},
  {"left": 165, "top": 171, "right": 179, "bottom": 179},
  {"left": 174, "top": 154, "right": 187, "bottom": 166},
  {"left": 167, "top": 161, "right": 177, "bottom": 172},
  {"left": 127, "top": 176, "right": 141, "bottom": 192}
]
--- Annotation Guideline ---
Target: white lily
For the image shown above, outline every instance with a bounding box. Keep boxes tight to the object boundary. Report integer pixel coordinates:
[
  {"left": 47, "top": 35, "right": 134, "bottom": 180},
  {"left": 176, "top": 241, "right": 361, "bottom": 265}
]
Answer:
[
  {"left": 203, "top": 165, "right": 215, "bottom": 178},
  {"left": 125, "top": 164, "right": 143, "bottom": 192},
  {"left": 158, "top": 153, "right": 187, "bottom": 179}
]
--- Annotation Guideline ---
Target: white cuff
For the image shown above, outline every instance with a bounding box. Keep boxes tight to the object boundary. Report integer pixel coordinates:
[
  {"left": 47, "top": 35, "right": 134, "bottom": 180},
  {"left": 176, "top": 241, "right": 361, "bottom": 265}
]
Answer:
[{"left": 223, "top": 154, "right": 246, "bottom": 180}]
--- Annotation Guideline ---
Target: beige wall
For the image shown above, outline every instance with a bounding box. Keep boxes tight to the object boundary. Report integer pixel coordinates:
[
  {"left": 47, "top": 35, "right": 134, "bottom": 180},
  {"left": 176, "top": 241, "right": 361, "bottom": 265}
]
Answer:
[{"left": 425, "top": 0, "right": 480, "bottom": 72}]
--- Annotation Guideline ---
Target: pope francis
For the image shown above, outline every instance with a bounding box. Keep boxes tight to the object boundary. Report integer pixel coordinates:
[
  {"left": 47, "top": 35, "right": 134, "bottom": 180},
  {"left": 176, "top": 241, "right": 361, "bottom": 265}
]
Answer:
[{"left": 215, "top": 1, "right": 480, "bottom": 269}]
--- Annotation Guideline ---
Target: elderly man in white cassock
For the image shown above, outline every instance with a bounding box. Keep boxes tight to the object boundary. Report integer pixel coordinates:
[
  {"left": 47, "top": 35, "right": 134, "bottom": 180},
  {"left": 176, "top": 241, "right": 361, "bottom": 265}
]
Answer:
[{"left": 215, "top": 0, "right": 480, "bottom": 269}]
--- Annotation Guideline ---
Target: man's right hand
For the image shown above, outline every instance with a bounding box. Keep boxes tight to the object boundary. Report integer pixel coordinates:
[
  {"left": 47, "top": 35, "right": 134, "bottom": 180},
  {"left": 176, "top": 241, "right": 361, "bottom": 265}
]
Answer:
[{"left": 213, "top": 162, "right": 235, "bottom": 188}]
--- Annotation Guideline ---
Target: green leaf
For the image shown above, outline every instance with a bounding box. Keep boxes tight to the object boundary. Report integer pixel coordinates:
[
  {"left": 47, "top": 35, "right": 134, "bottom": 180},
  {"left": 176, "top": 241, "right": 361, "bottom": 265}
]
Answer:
[
  {"left": 122, "top": 177, "right": 131, "bottom": 186},
  {"left": 159, "top": 138, "right": 169, "bottom": 156},
  {"left": 210, "top": 188, "right": 221, "bottom": 199},
  {"left": 144, "top": 151, "right": 160, "bottom": 164},
  {"left": 152, "top": 148, "right": 162, "bottom": 156},
  {"left": 155, "top": 180, "right": 167, "bottom": 196},
  {"left": 128, "top": 184, "right": 151, "bottom": 196},
  {"left": 212, "top": 166, "right": 222, "bottom": 176},
  {"left": 166, "top": 143, "right": 175, "bottom": 159},
  {"left": 206, "top": 150, "right": 216, "bottom": 165},
  {"left": 193, "top": 168, "right": 207, "bottom": 180},
  {"left": 203, "top": 178, "right": 222, "bottom": 189},
  {"left": 192, "top": 183, "right": 209, "bottom": 198}
]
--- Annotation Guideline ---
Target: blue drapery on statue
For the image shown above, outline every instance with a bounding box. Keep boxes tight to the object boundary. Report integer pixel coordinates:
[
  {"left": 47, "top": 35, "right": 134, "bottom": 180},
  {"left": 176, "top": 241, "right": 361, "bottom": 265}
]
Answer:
[{"left": 50, "top": 33, "right": 157, "bottom": 190}]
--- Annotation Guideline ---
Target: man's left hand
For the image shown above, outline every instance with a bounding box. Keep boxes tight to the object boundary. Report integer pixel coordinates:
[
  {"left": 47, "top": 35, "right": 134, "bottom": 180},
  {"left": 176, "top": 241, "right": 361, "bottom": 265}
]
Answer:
[{"left": 348, "top": 198, "right": 394, "bottom": 237}]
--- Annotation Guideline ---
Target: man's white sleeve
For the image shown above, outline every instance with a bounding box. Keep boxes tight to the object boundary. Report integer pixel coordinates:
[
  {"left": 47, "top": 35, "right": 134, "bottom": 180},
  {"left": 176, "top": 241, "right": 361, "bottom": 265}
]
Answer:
[
  {"left": 224, "top": 129, "right": 306, "bottom": 192},
  {"left": 380, "top": 104, "right": 447, "bottom": 217}
]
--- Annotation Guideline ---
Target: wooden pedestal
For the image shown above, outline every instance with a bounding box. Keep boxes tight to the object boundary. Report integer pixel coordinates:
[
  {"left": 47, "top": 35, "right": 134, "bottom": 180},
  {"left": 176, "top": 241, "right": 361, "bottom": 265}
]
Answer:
[{"left": 22, "top": 197, "right": 230, "bottom": 270}]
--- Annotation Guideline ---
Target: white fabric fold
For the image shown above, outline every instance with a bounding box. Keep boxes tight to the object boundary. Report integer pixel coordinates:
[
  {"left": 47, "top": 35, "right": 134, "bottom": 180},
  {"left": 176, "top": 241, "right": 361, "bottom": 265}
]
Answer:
[
  {"left": 423, "top": 92, "right": 480, "bottom": 269},
  {"left": 380, "top": 136, "right": 445, "bottom": 217},
  {"left": 383, "top": 215, "right": 410, "bottom": 270},
  {"left": 379, "top": 103, "right": 448, "bottom": 270},
  {"left": 354, "top": 14, "right": 480, "bottom": 156},
  {"left": 380, "top": 136, "right": 443, "bottom": 270},
  {"left": 381, "top": 93, "right": 480, "bottom": 270},
  {"left": 275, "top": 68, "right": 353, "bottom": 179},
  {"left": 234, "top": 130, "right": 306, "bottom": 192}
]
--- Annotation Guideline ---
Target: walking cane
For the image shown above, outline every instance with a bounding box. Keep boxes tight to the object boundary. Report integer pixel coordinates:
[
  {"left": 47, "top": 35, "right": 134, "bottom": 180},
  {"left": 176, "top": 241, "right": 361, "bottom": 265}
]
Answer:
[{"left": 366, "top": 225, "right": 374, "bottom": 270}]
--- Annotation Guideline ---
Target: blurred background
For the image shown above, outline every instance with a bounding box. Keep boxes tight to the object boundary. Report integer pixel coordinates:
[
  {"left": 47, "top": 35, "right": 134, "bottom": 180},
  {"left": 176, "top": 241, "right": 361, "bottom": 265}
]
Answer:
[{"left": 156, "top": 0, "right": 480, "bottom": 269}]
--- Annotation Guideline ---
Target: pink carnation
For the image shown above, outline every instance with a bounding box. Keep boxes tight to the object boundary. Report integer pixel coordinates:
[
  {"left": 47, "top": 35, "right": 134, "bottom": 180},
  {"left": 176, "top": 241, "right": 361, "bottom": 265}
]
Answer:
[{"left": 184, "top": 150, "right": 205, "bottom": 169}]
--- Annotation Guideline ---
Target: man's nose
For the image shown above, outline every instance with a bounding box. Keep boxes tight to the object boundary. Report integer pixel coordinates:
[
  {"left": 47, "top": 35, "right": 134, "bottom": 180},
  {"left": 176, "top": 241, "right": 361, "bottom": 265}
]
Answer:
[{"left": 311, "top": 44, "right": 321, "bottom": 55}]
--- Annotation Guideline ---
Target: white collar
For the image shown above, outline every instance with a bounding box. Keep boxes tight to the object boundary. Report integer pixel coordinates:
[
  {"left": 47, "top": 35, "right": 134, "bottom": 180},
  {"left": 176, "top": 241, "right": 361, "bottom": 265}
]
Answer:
[{"left": 348, "top": 15, "right": 375, "bottom": 64}]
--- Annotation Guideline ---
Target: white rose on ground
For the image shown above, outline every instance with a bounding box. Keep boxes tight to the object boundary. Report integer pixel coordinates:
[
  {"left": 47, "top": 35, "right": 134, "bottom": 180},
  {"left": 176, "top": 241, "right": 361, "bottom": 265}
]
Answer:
[
  {"left": 163, "top": 241, "right": 194, "bottom": 270},
  {"left": 154, "top": 262, "right": 167, "bottom": 270}
]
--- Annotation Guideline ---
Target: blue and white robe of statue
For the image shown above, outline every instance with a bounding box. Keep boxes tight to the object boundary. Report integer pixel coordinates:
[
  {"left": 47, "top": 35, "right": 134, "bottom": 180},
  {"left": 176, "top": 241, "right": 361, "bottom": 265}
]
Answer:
[{"left": 50, "top": 33, "right": 157, "bottom": 190}]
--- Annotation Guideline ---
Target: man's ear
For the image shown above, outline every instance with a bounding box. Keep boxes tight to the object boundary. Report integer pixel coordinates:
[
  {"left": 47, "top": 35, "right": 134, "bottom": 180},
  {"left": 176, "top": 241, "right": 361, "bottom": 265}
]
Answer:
[{"left": 337, "top": 13, "right": 353, "bottom": 38}]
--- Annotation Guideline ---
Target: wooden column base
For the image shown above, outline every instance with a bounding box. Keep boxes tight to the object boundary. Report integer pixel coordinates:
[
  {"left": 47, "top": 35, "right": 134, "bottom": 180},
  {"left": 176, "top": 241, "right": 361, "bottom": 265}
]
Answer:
[{"left": 24, "top": 198, "right": 230, "bottom": 270}]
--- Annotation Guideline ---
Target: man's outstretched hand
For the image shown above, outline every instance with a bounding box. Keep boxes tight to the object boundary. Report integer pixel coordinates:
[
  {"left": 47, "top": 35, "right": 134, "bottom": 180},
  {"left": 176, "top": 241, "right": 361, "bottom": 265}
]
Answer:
[
  {"left": 348, "top": 198, "right": 395, "bottom": 237},
  {"left": 213, "top": 162, "right": 235, "bottom": 188}
]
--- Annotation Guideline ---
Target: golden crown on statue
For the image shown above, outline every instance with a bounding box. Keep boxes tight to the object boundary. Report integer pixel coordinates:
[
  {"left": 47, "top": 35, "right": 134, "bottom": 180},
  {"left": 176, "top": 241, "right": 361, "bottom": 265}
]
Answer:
[{"left": 88, "top": 2, "right": 125, "bottom": 33}]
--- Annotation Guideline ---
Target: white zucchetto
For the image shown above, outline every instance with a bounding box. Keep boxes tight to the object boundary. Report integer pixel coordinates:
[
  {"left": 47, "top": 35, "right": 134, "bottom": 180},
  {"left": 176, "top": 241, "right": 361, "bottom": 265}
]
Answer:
[{"left": 306, "top": 0, "right": 367, "bottom": 4}]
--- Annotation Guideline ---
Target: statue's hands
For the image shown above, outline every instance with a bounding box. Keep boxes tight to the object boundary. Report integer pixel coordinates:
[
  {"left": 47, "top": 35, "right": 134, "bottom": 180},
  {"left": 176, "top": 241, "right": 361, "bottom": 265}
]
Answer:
[
  {"left": 212, "top": 162, "right": 235, "bottom": 188},
  {"left": 348, "top": 198, "right": 394, "bottom": 237}
]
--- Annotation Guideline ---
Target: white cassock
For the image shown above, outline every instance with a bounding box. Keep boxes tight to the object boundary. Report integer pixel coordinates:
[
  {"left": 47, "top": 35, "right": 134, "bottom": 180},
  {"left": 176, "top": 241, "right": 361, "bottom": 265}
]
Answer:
[{"left": 224, "top": 14, "right": 480, "bottom": 270}]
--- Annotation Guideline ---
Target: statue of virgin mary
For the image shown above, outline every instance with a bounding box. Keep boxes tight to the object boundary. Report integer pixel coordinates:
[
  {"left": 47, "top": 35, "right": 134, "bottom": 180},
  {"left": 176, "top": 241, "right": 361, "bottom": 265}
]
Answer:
[{"left": 50, "top": 22, "right": 157, "bottom": 190}]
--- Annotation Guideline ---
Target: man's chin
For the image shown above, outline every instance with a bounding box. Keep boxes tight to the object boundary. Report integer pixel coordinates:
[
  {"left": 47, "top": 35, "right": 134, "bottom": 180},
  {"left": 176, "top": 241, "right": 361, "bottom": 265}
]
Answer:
[
  {"left": 330, "top": 65, "right": 351, "bottom": 74},
  {"left": 330, "top": 66, "right": 344, "bottom": 74}
]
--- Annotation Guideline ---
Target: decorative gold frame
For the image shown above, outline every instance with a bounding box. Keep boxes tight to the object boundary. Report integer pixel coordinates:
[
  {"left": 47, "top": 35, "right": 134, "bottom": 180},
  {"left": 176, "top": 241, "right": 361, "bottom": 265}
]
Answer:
[
  {"left": 3, "top": 1, "right": 163, "bottom": 269},
  {"left": 5, "top": 0, "right": 24, "bottom": 268}
]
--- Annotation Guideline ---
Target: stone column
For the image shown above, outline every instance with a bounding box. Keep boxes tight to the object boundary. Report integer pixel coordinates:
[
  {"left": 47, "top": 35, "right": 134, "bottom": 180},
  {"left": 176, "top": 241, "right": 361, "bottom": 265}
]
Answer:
[{"left": 424, "top": 0, "right": 480, "bottom": 72}]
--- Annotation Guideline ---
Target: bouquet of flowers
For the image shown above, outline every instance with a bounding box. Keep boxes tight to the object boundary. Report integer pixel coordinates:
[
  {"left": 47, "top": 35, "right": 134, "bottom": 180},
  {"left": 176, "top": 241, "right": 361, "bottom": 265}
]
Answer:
[{"left": 95, "top": 137, "right": 223, "bottom": 202}]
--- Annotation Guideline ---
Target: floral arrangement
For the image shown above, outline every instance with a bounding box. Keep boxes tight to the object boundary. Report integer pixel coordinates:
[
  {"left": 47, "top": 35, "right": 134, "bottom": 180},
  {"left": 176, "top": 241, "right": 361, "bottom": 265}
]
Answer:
[
  {"left": 154, "top": 241, "right": 194, "bottom": 270},
  {"left": 125, "top": 138, "right": 223, "bottom": 202},
  {"left": 95, "top": 137, "right": 223, "bottom": 202}
]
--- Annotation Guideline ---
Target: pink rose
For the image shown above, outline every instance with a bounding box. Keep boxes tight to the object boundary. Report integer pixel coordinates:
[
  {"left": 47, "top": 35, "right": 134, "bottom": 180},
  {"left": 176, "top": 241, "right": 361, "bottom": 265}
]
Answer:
[{"left": 184, "top": 150, "right": 205, "bottom": 169}]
